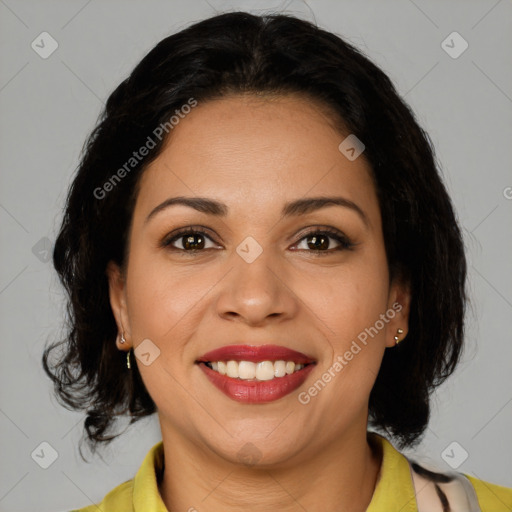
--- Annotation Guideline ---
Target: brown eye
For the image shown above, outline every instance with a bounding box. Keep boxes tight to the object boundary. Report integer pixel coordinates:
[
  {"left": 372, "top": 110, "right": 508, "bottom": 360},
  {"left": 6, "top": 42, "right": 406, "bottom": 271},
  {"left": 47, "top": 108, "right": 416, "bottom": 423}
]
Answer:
[
  {"left": 293, "top": 228, "right": 354, "bottom": 255},
  {"left": 179, "top": 233, "right": 206, "bottom": 250},
  {"left": 162, "top": 229, "right": 218, "bottom": 252},
  {"left": 304, "top": 233, "right": 331, "bottom": 251}
]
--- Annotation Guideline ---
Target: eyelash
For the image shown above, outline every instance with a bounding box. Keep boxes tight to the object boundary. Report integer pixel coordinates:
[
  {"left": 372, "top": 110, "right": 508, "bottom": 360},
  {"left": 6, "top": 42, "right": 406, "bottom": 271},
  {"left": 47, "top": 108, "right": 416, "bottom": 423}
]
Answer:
[{"left": 160, "top": 226, "right": 355, "bottom": 256}]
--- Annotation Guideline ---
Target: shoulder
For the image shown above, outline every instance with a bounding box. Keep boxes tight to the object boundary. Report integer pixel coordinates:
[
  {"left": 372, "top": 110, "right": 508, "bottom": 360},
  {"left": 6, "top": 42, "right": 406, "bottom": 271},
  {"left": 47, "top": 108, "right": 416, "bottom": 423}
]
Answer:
[
  {"left": 69, "top": 478, "right": 133, "bottom": 512},
  {"left": 408, "top": 456, "right": 512, "bottom": 512},
  {"left": 370, "top": 430, "right": 512, "bottom": 512},
  {"left": 68, "top": 440, "right": 165, "bottom": 512},
  {"left": 465, "top": 473, "right": 512, "bottom": 511}
]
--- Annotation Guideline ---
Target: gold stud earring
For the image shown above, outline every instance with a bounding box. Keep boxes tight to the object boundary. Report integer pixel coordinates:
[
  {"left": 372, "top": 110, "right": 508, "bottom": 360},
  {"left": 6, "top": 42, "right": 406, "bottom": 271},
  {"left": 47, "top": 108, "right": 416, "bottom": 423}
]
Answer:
[
  {"left": 126, "top": 349, "right": 131, "bottom": 369},
  {"left": 394, "top": 328, "right": 404, "bottom": 345}
]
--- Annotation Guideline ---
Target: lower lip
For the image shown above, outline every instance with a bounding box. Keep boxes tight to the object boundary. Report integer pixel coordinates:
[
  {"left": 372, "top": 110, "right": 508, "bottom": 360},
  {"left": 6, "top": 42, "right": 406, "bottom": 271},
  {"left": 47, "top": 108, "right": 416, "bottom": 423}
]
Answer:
[{"left": 197, "top": 362, "right": 316, "bottom": 403}]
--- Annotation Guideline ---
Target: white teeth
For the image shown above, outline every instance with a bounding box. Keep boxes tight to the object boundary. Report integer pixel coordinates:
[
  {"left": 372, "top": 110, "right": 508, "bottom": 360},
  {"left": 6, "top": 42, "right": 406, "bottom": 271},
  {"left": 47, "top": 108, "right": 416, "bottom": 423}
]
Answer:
[
  {"left": 286, "top": 361, "right": 296, "bottom": 375},
  {"left": 205, "top": 360, "right": 307, "bottom": 381},
  {"left": 238, "top": 361, "right": 256, "bottom": 379},
  {"left": 226, "top": 360, "right": 239, "bottom": 378},
  {"left": 217, "top": 361, "right": 227, "bottom": 375},
  {"left": 274, "top": 360, "right": 287, "bottom": 377},
  {"left": 256, "top": 361, "right": 274, "bottom": 381}
]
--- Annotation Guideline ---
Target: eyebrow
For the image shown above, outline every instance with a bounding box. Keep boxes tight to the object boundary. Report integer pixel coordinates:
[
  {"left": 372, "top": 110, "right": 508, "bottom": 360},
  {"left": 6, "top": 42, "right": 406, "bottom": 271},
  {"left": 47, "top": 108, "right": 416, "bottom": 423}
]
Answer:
[{"left": 144, "top": 195, "right": 369, "bottom": 227}]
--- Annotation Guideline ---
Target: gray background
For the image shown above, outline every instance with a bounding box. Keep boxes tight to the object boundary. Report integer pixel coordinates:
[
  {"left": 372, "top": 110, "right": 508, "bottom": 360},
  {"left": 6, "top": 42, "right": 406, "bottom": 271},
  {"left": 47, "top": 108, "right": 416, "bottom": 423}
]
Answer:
[{"left": 0, "top": 0, "right": 511, "bottom": 510}]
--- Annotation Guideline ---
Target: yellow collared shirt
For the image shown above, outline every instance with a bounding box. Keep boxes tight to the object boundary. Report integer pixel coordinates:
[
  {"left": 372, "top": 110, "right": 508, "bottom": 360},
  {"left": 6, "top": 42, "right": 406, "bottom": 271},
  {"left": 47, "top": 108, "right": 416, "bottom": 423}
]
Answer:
[{"left": 71, "top": 433, "right": 512, "bottom": 511}]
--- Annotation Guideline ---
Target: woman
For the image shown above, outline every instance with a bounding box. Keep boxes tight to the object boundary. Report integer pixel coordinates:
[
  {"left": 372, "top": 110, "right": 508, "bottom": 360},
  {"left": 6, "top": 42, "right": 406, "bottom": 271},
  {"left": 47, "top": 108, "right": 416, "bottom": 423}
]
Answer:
[{"left": 43, "top": 11, "right": 512, "bottom": 512}]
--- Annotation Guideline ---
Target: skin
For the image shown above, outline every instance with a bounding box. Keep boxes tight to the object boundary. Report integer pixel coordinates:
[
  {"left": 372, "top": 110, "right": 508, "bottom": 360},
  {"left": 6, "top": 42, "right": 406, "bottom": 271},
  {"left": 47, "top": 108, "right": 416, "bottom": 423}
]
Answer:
[{"left": 107, "top": 93, "right": 411, "bottom": 512}]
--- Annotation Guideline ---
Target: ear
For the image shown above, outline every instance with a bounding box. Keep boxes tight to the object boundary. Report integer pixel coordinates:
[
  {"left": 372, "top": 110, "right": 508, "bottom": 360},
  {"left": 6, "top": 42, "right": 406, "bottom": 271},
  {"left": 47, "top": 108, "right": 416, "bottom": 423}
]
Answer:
[
  {"left": 385, "top": 276, "right": 411, "bottom": 348},
  {"left": 106, "top": 260, "right": 132, "bottom": 350}
]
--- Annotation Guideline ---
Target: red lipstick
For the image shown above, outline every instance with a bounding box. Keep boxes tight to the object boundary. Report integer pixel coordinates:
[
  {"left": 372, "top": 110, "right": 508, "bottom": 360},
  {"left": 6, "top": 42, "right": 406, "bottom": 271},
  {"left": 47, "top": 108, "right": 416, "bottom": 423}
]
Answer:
[{"left": 197, "top": 344, "right": 315, "bottom": 364}]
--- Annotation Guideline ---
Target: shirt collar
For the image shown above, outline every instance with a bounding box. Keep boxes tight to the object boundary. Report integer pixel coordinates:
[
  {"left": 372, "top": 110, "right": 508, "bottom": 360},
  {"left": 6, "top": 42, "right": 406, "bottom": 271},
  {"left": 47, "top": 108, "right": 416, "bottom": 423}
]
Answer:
[
  {"left": 366, "top": 432, "right": 418, "bottom": 512},
  {"left": 132, "top": 432, "right": 417, "bottom": 511},
  {"left": 132, "top": 439, "right": 168, "bottom": 511}
]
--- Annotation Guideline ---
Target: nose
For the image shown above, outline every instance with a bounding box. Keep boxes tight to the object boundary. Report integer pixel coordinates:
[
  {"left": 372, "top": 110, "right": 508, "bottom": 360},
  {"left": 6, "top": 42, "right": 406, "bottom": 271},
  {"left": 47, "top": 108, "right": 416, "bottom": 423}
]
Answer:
[{"left": 214, "top": 245, "right": 299, "bottom": 327}]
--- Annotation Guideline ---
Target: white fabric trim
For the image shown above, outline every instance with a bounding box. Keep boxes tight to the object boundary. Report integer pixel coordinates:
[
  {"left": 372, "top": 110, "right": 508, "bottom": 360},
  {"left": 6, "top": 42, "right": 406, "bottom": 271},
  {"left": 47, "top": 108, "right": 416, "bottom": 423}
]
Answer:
[{"left": 409, "top": 460, "right": 482, "bottom": 512}]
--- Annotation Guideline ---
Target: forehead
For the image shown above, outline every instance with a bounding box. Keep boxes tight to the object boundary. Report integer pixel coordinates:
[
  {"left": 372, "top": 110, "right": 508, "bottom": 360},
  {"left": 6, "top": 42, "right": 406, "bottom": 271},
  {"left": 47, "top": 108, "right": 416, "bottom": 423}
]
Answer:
[{"left": 134, "top": 94, "right": 379, "bottom": 224}]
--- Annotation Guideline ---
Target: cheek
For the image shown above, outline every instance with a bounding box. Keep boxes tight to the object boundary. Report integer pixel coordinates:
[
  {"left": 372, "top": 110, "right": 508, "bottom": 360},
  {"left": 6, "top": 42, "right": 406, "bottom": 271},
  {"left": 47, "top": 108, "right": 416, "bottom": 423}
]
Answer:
[
  {"left": 303, "top": 248, "right": 390, "bottom": 401},
  {"left": 126, "top": 249, "right": 213, "bottom": 340},
  {"left": 301, "top": 253, "right": 389, "bottom": 343},
  {"left": 124, "top": 252, "right": 208, "bottom": 412}
]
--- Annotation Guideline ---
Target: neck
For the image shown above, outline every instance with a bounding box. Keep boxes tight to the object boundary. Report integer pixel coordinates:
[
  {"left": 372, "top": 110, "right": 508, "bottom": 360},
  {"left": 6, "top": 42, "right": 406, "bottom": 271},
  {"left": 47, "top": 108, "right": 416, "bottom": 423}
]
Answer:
[{"left": 158, "top": 422, "right": 382, "bottom": 512}]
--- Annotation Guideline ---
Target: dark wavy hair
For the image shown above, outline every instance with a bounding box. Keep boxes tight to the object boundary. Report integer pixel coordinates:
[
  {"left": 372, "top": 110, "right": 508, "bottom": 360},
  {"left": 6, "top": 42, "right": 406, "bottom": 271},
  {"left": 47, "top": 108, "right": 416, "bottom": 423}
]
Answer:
[{"left": 42, "top": 11, "right": 467, "bottom": 459}]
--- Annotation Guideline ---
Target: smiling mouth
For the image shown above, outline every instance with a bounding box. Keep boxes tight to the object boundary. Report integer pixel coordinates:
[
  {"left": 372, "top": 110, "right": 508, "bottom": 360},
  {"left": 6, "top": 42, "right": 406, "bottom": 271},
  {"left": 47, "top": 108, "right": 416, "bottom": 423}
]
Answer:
[
  {"left": 195, "top": 344, "right": 317, "bottom": 402},
  {"left": 199, "top": 360, "right": 315, "bottom": 381}
]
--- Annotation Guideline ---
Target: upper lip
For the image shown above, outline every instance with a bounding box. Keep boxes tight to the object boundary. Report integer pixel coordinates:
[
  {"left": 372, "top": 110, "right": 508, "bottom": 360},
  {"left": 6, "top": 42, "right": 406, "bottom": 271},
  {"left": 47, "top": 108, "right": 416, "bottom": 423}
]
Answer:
[{"left": 196, "top": 344, "right": 316, "bottom": 364}]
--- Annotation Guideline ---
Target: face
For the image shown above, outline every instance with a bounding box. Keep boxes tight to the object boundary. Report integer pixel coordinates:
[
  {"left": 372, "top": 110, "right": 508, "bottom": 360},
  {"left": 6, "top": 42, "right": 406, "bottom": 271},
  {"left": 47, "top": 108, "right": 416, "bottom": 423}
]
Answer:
[{"left": 108, "top": 93, "right": 410, "bottom": 467}]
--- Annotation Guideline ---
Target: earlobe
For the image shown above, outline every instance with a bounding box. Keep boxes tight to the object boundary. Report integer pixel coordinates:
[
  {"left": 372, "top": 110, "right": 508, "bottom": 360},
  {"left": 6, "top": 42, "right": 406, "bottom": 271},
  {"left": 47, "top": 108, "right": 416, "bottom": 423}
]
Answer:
[
  {"left": 106, "top": 261, "right": 131, "bottom": 349},
  {"left": 386, "top": 278, "right": 411, "bottom": 348}
]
